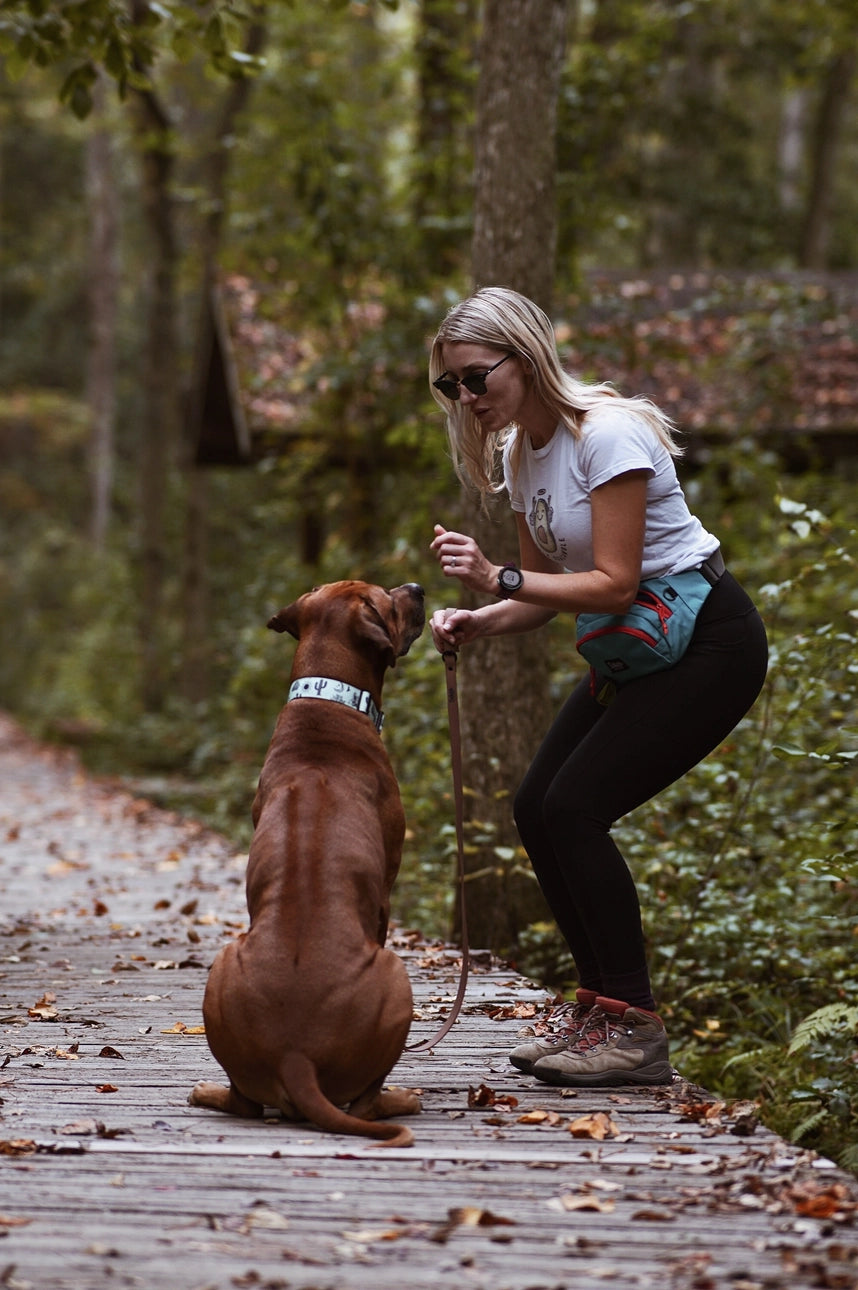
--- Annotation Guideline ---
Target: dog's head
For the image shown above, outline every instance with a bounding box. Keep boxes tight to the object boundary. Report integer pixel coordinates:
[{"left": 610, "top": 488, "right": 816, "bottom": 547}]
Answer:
[{"left": 268, "top": 580, "right": 425, "bottom": 671}]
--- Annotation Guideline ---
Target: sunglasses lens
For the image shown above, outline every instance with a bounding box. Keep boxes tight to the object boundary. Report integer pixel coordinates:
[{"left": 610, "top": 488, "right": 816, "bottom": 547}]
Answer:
[
  {"left": 435, "top": 379, "right": 460, "bottom": 400},
  {"left": 461, "top": 374, "right": 488, "bottom": 396}
]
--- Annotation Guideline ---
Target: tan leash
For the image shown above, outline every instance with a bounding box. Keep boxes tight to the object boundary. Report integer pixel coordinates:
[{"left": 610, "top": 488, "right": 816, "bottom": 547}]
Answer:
[{"left": 407, "top": 648, "right": 470, "bottom": 1051}]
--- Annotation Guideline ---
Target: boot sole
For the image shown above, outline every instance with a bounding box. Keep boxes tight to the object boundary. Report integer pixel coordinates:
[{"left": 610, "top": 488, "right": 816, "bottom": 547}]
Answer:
[
  {"left": 509, "top": 1044, "right": 570, "bottom": 1075},
  {"left": 533, "top": 1060, "right": 674, "bottom": 1088}
]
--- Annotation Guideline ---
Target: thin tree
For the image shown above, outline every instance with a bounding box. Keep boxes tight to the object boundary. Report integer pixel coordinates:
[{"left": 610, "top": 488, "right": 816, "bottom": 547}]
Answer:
[
  {"left": 86, "top": 72, "right": 119, "bottom": 552},
  {"left": 799, "top": 49, "right": 856, "bottom": 268},
  {"left": 452, "top": 0, "right": 570, "bottom": 956},
  {"left": 181, "top": 6, "right": 268, "bottom": 703}
]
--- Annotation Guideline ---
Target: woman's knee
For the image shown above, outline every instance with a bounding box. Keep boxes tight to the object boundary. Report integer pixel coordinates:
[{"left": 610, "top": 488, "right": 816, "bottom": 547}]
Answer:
[
  {"left": 512, "top": 779, "right": 541, "bottom": 844},
  {"left": 543, "top": 781, "right": 606, "bottom": 844}
]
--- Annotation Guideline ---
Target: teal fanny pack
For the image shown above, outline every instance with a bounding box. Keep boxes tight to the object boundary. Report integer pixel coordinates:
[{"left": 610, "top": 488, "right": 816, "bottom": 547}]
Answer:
[{"left": 575, "top": 568, "right": 715, "bottom": 685}]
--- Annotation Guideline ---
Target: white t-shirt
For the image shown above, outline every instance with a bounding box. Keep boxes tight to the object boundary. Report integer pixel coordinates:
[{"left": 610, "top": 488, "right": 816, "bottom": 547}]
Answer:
[{"left": 503, "top": 405, "right": 718, "bottom": 579}]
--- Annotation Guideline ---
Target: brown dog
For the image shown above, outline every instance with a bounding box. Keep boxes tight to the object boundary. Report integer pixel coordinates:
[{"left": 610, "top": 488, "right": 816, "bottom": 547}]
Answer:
[{"left": 189, "top": 579, "right": 425, "bottom": 1147}]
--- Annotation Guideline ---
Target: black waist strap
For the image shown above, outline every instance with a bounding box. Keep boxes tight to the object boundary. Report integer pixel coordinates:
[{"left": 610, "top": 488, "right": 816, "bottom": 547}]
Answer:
[{"left": 699, "top": 548, "right": 726, "bottom": 586}]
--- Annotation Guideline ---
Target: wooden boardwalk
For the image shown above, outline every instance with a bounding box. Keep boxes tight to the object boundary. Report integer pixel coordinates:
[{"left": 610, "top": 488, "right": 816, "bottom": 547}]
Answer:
[{"left": 1, "top": 711, "right": 857, "bottom": 1290}]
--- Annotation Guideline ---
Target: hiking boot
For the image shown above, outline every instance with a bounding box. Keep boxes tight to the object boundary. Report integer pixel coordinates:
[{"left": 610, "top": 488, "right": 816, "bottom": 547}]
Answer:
[
  {"left": 509, "top": 988, "right": 599, "bottom": 1074},
  {"left": 532, "top": 994, "right": 673, "bottom": 1087}
]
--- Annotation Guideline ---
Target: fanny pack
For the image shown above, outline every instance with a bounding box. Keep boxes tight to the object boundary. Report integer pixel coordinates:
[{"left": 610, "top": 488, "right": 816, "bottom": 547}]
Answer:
[{"left": 575, "top": 558, "right": 722, "bottom": 686}]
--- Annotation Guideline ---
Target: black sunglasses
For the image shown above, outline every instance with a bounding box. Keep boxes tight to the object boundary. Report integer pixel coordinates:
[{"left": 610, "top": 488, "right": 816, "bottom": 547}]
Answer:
[{"left": 433, "top": 353, "right": 513, "bottom": 401}]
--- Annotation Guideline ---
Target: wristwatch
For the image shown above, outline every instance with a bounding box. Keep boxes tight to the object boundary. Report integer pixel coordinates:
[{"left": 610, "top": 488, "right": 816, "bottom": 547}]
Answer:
[{"left": 496, "top": 562, "right": 524, "bottom": 599}]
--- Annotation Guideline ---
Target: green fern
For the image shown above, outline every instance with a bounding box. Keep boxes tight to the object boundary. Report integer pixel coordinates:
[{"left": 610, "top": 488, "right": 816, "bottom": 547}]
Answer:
[
  {"left": 839, "top": 1143, "right": 858, "bottom": 1173},
  {"left": 792, "top": 1106, "right": 829, "bottom": 1144},
  {"left": 788, "top": 1003, "right": 858, "bottom": 1055}
]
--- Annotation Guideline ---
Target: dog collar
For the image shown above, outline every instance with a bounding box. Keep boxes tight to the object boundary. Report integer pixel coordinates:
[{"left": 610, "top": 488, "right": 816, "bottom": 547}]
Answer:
[{"left": 287, "top": 677, "right": 384, "bottom": 732}]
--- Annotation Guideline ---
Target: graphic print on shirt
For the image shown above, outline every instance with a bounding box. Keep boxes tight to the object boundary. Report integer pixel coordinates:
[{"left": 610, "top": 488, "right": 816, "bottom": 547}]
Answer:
[{"left": 528, "top": 490, "right": 566, "bottom": 562}]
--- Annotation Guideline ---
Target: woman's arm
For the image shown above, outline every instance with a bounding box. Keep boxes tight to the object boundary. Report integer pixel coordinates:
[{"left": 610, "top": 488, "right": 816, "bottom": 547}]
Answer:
[{"left": 429, "top": 472, "right": 647, "bottom": 650}]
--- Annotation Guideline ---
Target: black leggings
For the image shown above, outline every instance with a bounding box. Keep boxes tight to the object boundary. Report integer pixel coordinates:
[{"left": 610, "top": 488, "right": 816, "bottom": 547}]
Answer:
[{"left": 513, "top": 572, "right": 768, "bottom": 1012}]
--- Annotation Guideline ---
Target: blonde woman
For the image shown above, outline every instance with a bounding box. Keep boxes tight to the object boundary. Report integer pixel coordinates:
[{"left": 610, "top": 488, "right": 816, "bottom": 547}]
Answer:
[{"left": 428, "top": 287, "right": 767, "bottom": 1087}]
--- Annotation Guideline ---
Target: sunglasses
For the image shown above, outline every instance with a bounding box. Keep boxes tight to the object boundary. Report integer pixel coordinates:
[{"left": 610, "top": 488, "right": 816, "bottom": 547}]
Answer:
[{"left": 433, "top": 353, "right": 513, "bottom": 401}]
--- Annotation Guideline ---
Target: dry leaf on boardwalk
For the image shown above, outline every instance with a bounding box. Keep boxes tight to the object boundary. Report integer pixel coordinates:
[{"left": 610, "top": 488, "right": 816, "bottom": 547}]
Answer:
[
  {"left": 0, "top": 1140, "right": 36, "bottom": 1157},
  {"left": 343, "top": 1227, "right": 407, "bottom": 1244},
  {"left": 431, "top": 1206, "right": 516, "bottom": 1243},
  {"left": 552, "top": 1193, "right": 616, "bottom": 1214},
  {"left": 786, "top": 1182, "right": 857, "bottom": 1220},
  {"left": 568, "top": 1112, "right": 620, "bottom": 1140},
  {"left": 517, "top": 1108, "right": 565, "bottom": 1126},
  {"left": 468, "top": 1083, "right": 518, "bottom": 1110},
  {"left": 676, "top": 1098, "right": 760, "bottom": 1135},
  {"left": 27, "top": 992, "right": 57, "bottom": 1021},
  {"left": 241, "top": 1204, "right": 290, "bottom": 1232}
]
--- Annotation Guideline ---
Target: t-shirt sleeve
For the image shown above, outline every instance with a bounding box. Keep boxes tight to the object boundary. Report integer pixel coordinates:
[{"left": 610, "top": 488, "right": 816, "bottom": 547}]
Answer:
[
  {"left": 578, "top": 407, "right": 660, "bottom": 490},
  {"left": 502, "top": 432, "right": 526, "bottom": 511}
]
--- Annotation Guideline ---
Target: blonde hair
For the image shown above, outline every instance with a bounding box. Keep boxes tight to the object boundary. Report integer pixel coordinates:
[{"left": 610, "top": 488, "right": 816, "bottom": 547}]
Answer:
[{"left": 429, "top": 286, "right": 681, "bottom": 498}]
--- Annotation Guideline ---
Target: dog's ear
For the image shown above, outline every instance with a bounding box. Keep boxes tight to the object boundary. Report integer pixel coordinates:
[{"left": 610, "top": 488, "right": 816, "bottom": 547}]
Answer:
[
  {"left": 363, "top": 618, "right": 398, "bottom": 668},
  {"left": 361, "top": 602, "right": 399, "bottom": 669},
  {"left": 268, "top": 602, "right": 300, "bottom": 638}
]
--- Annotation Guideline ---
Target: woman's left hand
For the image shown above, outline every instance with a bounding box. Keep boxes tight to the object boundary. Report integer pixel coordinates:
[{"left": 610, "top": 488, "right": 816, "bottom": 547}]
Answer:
[{"left": 430, "top": 523, "right": 495, "bottom": 595}]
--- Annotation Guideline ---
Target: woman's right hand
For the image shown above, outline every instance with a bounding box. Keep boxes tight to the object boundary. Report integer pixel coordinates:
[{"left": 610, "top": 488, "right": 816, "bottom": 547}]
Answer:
[{"left": 430, "top": 606, "right": 483, "bottom": 653}]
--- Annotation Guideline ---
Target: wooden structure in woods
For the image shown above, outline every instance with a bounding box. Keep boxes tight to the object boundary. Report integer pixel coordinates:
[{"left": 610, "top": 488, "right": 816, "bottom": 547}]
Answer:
[
  {"left": 2, "top": 711, "right": 858, "bottom": 1290},
  {"left": 191, "top": 284, "right": 252, "bottom": 467},
  {"left": 199, "top": 269, "right": 858, "bottom": 473}
]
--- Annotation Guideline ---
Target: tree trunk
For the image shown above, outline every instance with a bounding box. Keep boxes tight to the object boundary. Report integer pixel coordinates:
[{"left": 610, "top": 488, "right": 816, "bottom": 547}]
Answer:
[
  {"left": 413, "top": 0, "right": 478, "bottom": 276},
  {"left": 180, "top": 7, "right": 268, "bottom": 703},
  {"left": 778, "top": 89, "right": 807, "bottom": 214},
  {"left": 86, "top": 74, "right": 119, "bottom": 552},
  {"left": 454, "top": 0, "right": 570, "bottom": 957},
  {"left": 133, "top": 79, "right": 178, "bottom": 712},
  {"left": 799, "top": 49, "right": 856, "bottom": 269}
]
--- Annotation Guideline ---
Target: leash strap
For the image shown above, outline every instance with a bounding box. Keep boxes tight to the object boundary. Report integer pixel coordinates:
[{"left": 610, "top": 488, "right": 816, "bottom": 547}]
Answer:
[{"left": 407, "top": 648, "right": 470, "bottom": 1051}]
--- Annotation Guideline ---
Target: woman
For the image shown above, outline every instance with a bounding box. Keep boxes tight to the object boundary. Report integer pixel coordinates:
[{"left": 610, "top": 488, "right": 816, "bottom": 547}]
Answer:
[{"left": 428, "top": 286, "right": 767, "bottom": 1087}]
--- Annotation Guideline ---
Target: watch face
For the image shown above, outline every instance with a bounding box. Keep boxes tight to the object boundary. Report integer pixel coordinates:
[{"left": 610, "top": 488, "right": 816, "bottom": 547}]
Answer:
[{"left": 499, "top": 566, "right": 523, "bottom": 593}]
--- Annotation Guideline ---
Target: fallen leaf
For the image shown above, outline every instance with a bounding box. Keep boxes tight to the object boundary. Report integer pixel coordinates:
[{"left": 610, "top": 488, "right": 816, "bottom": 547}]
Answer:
[
  {"left": 517, "top": 1109, "right": 565, "bottom": 1126},
  {"left": 343, "top": 1228, "right": 404, "bottom": 1243},
  {"left": 58, "top": 1119, "right": 105, "bottom": 1136},
  {"left": 0, "top": 1215, "right": 33, "bottom": 1228},
  {"left": 242, "top": 1204, "right": 290, "bottom": 1232},
  {"left": 0, "top": 1141, "right": 36, "bottom": 1156},
  {"left": 568, "top": 1112, "right": 620, "bottom": 1141},
  {"left": 431, "top": 1206, "right": 516, "bottom": 1243},
  {"left": 676, "top": 1099, "right": 727, "bottom": 1124},
  {"left": 555, "top": 1193, "right": 616, "bottom": 1213},
  {"left": 96, "top": 1084, "right": 119, "bottom": 1093},
  {"left": 99, "top": 1046, "right": 125, "bottom": 1060},
  {"left": 27, "top": 992, "right": 58, "bottom": 1022},
  {"left": 788, "top": 1183, "right": 856, "bottom": 1220}
]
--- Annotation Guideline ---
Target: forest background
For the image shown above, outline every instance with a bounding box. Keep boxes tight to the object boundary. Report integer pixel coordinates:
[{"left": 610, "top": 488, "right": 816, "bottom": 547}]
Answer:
[{"left": 1, "top": 0, "right": 857, "bottom": 1171}]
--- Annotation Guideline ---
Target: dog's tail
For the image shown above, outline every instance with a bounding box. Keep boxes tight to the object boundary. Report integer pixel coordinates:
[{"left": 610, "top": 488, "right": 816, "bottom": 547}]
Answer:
[{"left": 275, "top": 1052, "right": 415, "bottom": 1148}]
